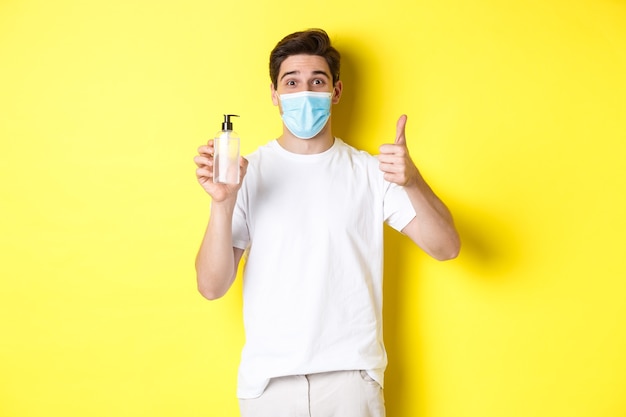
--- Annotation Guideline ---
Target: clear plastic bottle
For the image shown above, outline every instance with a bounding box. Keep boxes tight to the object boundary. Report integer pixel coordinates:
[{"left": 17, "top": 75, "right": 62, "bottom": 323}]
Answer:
[{"left": 213, "top": 114, "right": 240, "bottom": 184}]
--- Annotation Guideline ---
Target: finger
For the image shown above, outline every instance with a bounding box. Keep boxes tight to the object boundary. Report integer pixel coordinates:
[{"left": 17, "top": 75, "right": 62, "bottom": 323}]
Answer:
[
  {"left": 194, "top": 155, "right": 212, "bottom": 168},
  {"left": 239, "top": 157, "right": 249, "bottom": 181},
  {"left": 378, "top": 143, "right": 407, "bottom": 156},
  {"left": 378, "top": 162, "right": 403, "bottom": 174},
  {"left": 240, "top": 156, "right": 249, "bottom": 172},
  {"left": 196, "top": 166, "right": 213, "bottom": 179},
  {"left": 395, "top": 114, "right": 407, "bottom": 145},
  {"left": 377, "top": 153, "right": 404, "bottom": 166},
  {"left": 197, "top": 147, "right": 212, "bottom": 158},
  {"left": 198, "top": 140, "right": 215, "bottom": 154}
]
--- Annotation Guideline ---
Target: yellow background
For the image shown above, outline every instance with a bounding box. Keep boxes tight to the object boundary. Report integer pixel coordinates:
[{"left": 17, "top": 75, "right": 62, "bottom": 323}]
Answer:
[{"left": 1, "top": 0, "right": 625, "bottom": 416}]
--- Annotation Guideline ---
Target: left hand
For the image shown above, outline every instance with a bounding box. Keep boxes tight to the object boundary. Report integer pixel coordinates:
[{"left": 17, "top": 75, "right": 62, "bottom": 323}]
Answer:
[{"left": 377, "top": 114, "right": 420, "bottom": 186}]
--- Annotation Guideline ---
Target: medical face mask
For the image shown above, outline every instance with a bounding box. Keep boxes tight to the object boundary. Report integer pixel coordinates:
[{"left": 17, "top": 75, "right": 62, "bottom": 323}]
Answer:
[{"left": 279, "top": 91, "right": 332, "bottom": 139}]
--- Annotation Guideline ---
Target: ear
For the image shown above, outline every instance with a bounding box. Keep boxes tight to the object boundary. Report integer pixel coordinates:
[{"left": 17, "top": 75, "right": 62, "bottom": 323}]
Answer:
[
  {"left": 270, "top": 83, "right": 279, "bottom": 106},
  {"left": 332, "top": 80, "right": 343, "bottom": 104}
]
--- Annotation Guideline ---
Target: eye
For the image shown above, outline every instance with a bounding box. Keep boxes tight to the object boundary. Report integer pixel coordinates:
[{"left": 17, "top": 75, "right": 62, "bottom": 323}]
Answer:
[
  {"left": 286, "top": 80, "right": 296, "bottom": 86},
  {"left": 312, "top": 79, "right": 325, "bottom": 85}
]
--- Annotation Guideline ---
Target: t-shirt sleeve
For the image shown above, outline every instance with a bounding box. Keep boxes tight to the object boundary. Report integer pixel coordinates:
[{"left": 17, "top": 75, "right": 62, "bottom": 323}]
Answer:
[{"left": 383, "top": 182, "right": 416, "bottom": 232}]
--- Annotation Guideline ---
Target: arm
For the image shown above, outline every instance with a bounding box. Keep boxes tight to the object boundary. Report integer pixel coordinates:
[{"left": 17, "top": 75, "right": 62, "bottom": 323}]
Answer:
[
  {"left": 194, "top": 140, "right": 248, "bottom": 299},
  {"left": 378, "top": 115, "right": 461, "bottom": 261},
  {"left": 398, "top": 176, "right": 460, "bottom": 261},
  {"left": 195, "top": 201, "right": 245, "bottom": 299}
]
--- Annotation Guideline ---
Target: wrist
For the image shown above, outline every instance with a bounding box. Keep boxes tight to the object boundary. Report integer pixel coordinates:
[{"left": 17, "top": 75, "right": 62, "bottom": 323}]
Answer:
[{"left": 210, "top": 197, "right": 237, "bottom": 213}]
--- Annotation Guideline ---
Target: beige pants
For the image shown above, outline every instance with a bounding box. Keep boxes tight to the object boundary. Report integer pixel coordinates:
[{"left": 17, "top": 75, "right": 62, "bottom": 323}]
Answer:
[{"left": 238, "top": 370, "right": 385, "bottom": 417}]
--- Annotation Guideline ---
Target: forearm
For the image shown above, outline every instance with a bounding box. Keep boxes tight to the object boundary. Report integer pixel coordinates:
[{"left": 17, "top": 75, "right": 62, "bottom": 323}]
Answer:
[
  {"left": 195, "top": 200, "right": 238, "bottom": 300},
  {"left": 402, "top": 175, "right": 461, "bottom": 261}
]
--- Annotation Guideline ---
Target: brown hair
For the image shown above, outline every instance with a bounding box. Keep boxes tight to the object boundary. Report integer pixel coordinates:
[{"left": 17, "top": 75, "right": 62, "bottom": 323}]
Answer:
[{"left": 269, "top": 29, "right": 341, "bottom": 87}]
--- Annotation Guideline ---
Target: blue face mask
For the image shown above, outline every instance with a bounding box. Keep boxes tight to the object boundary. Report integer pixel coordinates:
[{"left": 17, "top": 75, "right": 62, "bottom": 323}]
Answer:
[{"left": 279, "top": 91, "right": 332, "bottom": 139}]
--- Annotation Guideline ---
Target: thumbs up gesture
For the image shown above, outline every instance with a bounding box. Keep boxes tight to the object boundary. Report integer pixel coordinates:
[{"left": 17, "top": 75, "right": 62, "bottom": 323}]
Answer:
[{"left": 377, "top": 115, "right": 420, "bottom": 186}]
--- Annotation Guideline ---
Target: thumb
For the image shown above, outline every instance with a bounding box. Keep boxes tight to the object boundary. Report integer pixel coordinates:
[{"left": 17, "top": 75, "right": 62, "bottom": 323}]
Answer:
[{"left": 395, "top": 114, "right": 408, "bottom": 145}]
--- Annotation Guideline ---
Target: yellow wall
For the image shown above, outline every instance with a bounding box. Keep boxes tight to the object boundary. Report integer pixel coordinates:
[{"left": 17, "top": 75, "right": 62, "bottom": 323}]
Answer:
[{"left": 1, "top": 0, "right": 625, "bottom": 416}]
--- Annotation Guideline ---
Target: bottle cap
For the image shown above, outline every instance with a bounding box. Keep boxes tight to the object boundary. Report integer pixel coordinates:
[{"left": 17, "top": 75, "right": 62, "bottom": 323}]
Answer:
[{"left": 222, "top": 114, "right": 240, "bottom": 131}]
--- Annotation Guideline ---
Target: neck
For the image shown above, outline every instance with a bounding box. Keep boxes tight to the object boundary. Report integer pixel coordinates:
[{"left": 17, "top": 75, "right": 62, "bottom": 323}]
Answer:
[{"left": 277, "top": 122, "right": 334, "bottom": 155}]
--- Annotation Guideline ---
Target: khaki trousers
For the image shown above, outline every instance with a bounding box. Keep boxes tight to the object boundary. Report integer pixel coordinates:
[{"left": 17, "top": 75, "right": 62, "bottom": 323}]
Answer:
[{"left": 239, "top": 370, "right": 385, "bottom": 417}]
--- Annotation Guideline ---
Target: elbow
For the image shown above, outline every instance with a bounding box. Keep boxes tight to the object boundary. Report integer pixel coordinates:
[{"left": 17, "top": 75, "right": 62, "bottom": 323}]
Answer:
[
  {"left": 431, "top": 234, "right": 461, "bottom": 261},
  {"left": 435, "top": 245, "right": 460, "bottom": 261},
  {"left": 196, "top": 269, "right": 234, "bottom": 301},
  {"left": 196, "top": 272, "right": 228, "bottom": 300},
  {"left": 197, "top": 283, "right": 227, "bottom": 301}
]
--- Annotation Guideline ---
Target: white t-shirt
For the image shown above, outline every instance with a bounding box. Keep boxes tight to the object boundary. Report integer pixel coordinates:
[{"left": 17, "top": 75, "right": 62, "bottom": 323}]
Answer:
[{"left": 231, "top": 138, "right": 416, "bottom": 399}]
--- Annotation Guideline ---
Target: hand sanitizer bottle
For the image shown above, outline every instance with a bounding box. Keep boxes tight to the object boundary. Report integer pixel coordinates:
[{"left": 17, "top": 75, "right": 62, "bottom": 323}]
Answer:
[{"left": 213, "top": 114, "right": 240, "bottom": 184}]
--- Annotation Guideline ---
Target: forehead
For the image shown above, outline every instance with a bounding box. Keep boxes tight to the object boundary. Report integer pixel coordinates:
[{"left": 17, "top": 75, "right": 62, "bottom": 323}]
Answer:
[{"left": 278, "top": 54, "right": 331, "bottom": 77}]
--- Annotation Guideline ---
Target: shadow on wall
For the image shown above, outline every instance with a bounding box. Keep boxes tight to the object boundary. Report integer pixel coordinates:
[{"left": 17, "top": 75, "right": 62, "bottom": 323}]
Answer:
[
  {"left": 450, "top": 200, "right": 521, "bottom": 278},
  {"left": 381, "top": 226, "right": 416, "bottom": 417},
  {"left": 381, "top": 200, "right": 520, "bottom": 416},
  {"left": 331, "top": 42, "right": 372, "bottom": 151},
  {"left": 331, "top": 40, "right": 520, "bottom": 415}
]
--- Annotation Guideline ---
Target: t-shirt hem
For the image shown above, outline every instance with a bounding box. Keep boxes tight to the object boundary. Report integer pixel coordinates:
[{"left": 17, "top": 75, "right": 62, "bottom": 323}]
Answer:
[
  {"left": 232, "top": 239, "right": 248, "bottom": 250},
  {"left": 236, "top": 368, "right": 385, "bottom": 399}
]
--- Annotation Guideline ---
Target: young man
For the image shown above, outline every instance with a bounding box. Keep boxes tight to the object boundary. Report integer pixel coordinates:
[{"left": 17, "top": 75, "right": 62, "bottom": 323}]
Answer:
[{"left": 194, "top": 29, "right": 460, "bottom": 417}]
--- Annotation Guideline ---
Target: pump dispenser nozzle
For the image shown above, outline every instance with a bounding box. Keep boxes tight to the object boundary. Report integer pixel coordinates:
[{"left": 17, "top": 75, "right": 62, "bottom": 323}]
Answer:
[{"left": 222, "top": 114, "right": 239, "bottom": 131}]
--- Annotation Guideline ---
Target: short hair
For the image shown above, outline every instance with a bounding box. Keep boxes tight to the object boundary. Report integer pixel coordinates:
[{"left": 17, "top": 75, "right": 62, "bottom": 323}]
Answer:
[{"left": 269, "top": 28, "right": 341, "bottom": 87}]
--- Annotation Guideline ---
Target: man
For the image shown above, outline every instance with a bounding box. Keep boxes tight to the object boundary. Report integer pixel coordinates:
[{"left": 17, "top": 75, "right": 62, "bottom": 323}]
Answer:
[{"left": 194, "top": 29, "right": 460, "bottom": 417}]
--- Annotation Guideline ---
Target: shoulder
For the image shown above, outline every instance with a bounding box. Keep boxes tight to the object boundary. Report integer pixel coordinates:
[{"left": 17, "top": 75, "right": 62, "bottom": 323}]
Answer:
[
  {"left": 334, "top": 138, "right": 380, "bottom": 171},
  {"left": 244, "top": 140, "right": 278, "bottom": 165}
]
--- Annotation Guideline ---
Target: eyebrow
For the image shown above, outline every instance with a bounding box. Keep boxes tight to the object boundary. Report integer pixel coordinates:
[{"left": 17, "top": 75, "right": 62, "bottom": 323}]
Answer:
[{"left": 279, "top": 70, "right": 331, "bottom": 81}]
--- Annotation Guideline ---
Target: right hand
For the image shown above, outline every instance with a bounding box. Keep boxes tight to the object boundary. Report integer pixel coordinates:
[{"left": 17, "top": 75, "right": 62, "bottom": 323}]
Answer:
[{"left": 194, "top": 139, "right": 248, "bottom": 202}]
